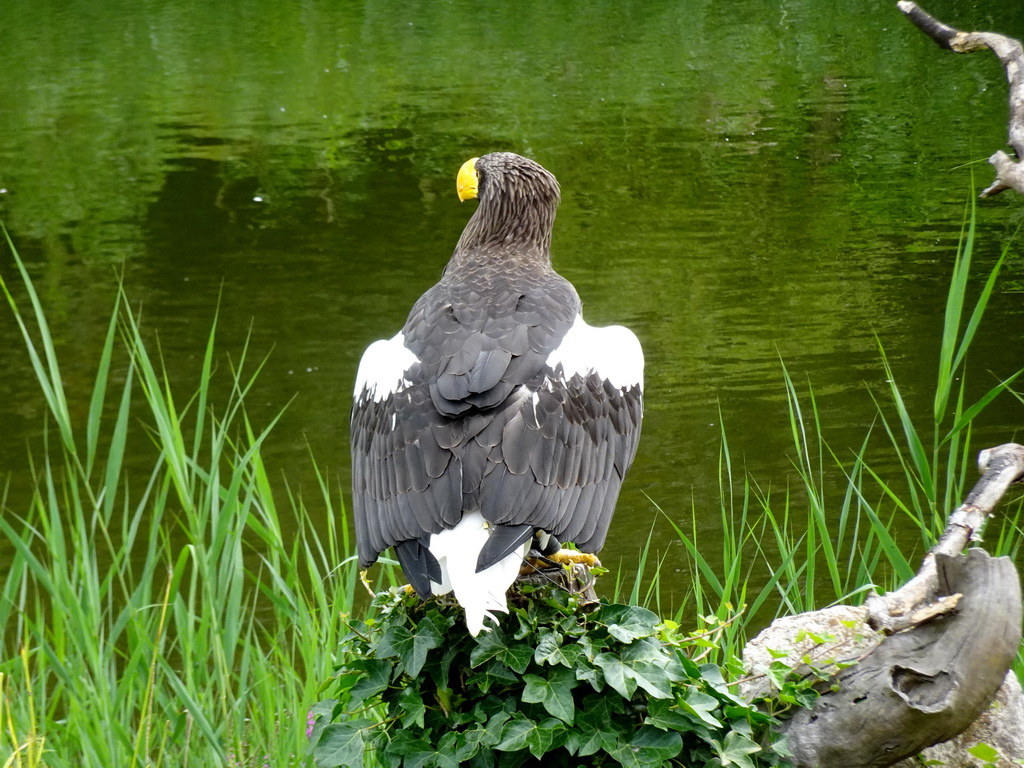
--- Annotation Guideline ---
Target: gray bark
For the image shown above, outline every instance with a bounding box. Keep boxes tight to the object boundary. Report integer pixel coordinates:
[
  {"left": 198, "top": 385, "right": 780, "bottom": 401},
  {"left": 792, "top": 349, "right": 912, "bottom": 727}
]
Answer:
[
  {"left": 772, "top": 444, "right": 1024, "bottom": 767},
  {"left": 898, "top": 1, "right": 1024, "bottom": 197},
  {"left": 784, "top": 550, "right": 1021, "bottom": 767}
]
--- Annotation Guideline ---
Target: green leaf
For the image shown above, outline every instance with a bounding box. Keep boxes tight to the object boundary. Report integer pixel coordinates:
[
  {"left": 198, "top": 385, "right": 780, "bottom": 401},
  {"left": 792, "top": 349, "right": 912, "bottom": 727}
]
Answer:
[
  {"left": 495, "top": 714, "right": 538, "bottom": 752},
  {"left": 314, "top": 719, "right": 371, "bottom": 768},
  {"left": 680, "top": 689, "right": 723, "bottom": 728},
  {"left": 521, "top": 667, "right": 577, "bottom": 724},
  {"left": 594, "top": 652, "right": 674, "bottom": 700},
  {"left": 633, "top": 726, "right": 683, "bottom": 761},
  {"left": 457, "top": 726, "right": 493, "bottom": 763},
  {"left": 347, "top": 658, "right": 391, "bottom": 705},
  {"left": 598, "top": 604, "right": 660, "bottom": 643},
  {"left": 698, "top": 663, "right": 747, "bottom": 705},
  {"left": 398, "top": 685, "right": 426, "bottom": 729},
  {"left": 534, "top": 628, "right": 577, "bottom": 667},
  {"left": 375, "top": 613, "right": 445, "bottom": 678},
  {"left": 594, "top": 652, "right": 637, "bottom": 698},
  {"left": 467, "top": 659, "right": 520, "bottom": 693},
  {"left": 713, "top": 731, "right": 762, "bottom": 768},
  {"left": 484, "top": 709, "right": 513, "bottom": 744},
  {"left": 967, "top": 742, "right": 1001, "bottom": 763},
  {"left": 621, "top": 637, "right": 684, "bottom": 682},
  {"left": 495, "top": 715, "right": 565, "bottom": 758},
  {"left": 572, "top": 696, "right": 624, "bottom": 757},
  {"left": 434, "top": 732, "right": 462, "bottom": 768},
  {"left": 503, "top": 643, "right": 535, "bottom": 674},
  {"left": 605, "top": 727, "right": 683, "bottom": 768},
  {"left": 644, "top": 698, "right": 698, "bottom": 734},
  {"left": 469, "top": 627, "right": 533, "bottom": 674},
  {"left": 470, "top": 630, "right": 509, "bottom": 668}
]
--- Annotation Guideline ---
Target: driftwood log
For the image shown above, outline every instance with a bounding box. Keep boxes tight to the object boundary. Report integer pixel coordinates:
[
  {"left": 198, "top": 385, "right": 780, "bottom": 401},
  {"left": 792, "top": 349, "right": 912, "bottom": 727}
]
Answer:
[
  {"left": 745, "top": 444, "right": 1024, "bottom": 767},
  {"left": 898, "top": 1, "right": 1024, "bottom": 198}
]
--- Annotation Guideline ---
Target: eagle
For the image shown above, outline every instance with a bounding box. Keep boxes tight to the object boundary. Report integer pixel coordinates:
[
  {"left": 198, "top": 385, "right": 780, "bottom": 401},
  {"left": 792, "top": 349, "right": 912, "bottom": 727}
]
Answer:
[{"left": 351, "top": 152, "right": 643, "bottom": 635}]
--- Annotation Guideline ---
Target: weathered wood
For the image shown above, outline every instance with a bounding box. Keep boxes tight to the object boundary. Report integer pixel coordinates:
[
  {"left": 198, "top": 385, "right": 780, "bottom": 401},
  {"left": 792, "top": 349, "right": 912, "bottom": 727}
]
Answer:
[
  {"left": 783, "top": 549, "right": 1022, "bottom": 767},
  {"left": 897, "top": 1, "right": 1024, "bottom": 197},
  {"left": 866, "top": 443, "right": 1024, "bottom": 631},
  {"left": 752, "top": 443, "right": 1024, "bottom": 766},
  {"left": 892, "top": 672, "right": 1024, "bottom": 767}
]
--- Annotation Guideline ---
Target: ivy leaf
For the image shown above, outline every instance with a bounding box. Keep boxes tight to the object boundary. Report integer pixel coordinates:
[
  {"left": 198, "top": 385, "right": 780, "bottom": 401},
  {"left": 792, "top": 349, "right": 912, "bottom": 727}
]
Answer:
[
  {"left": 470, "top": 628, "right": 510, "bottom": 665},
  {"left": 712, "top": 731, "right": 762, "bottom": 768},
  {"left": 347, "top": 658, "right": 391, "bottom": 705},
  {"left": 398, "top": 685, "right": 426, "bottom": 729},
  {"left": 594, "top": 653, "right": 673, "bottom": 700},
  {"left": 576, "top": 633, "right": 601, "bottom": 660},
  {"left": 593, "top": 652, "right": 636, "bottom": 698},
  {"left": 521, "top": 667, "right": 577, "bottom": 724},
  {"left": 375, "top": 614, "right": 444, "bottom": 678},
  {"left": 533, "top": 629, "right": 583, "bottom": 668},
  {"left": 620, "top": 637, "right": 684, "bottom": 683},
  {"left": 644, "top": 698, "right": 699, "bottom": 734},
  {"left": 629, "top": 661, "right": 674, "bottom": 699},
  {"left": 573, "top": 700, "right": 623, "bottom": 757},
  {"left": 433, "top": 732, "right": 462, "bottom": 768},
  {"left": 467, "top": 659, "right": 520, "bottom": 694},
  {"left": 533, "top": 629, "right": 565, "bottom": 666},
  {"left": 484, "top": 709, "right": 513, "bottom": 744},
  {"left": 386, "top": 729, "right": 443, "bottom": 768},
  {"left": 598, "top": 604, "right": 661, "bottom": 643},
  {"left": 568, "top": 661, "right": 595, "bottom": 693},
  {"left": 456, "top": 726, "right": 493, "bottom": 763},
  {"left": 313, "top": 719, "right": 372, "bottom": 768},
  {"left": 699, "top": 662, "right": 747, "bottom": 705},
  {"left": 495, "top": 714, "right": 538, "bottom": 752},
  {"left": 504, "top": 643, "right": 535, "bottom": 674},
  {"left": 681, "top": 689, "right": 723, "bottom": 728},
  {"left": 496, "top": 715, "right": 565, "bottom": 758},
  {"left": 678, "top": 653, "right": 702, "bottom": 678},
  {"left": 469, "top": 628, "right": 532, "bottom": 673},
  {"left": 605, "top": 726, "right": 683, "bottom": 767}
]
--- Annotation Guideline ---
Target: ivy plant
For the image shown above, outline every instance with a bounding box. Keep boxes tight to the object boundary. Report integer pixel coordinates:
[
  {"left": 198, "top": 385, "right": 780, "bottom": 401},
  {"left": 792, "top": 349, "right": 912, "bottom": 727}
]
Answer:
[{"left": 310, "top": 583, "right": 797, "bottom": 767}]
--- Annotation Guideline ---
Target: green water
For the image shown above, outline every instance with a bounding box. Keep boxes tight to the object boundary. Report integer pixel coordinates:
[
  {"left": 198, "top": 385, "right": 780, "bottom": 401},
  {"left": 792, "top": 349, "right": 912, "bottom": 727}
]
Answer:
[{"left": 2, "top": 0, "right": 1023, "bottom": 599}]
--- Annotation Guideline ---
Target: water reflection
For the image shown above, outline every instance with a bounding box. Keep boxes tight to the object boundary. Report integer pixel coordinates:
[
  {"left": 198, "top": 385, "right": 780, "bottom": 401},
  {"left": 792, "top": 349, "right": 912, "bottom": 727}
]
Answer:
[{"left": 1, "top": 0, "right": 1023, "bottom": 605}]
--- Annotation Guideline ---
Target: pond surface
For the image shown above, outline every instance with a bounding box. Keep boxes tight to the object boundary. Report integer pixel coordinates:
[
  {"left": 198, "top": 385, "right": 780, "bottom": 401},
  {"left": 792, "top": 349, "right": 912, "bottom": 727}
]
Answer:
[{"left": 2, "top": 0, "right": 1023, "bottom": 605}]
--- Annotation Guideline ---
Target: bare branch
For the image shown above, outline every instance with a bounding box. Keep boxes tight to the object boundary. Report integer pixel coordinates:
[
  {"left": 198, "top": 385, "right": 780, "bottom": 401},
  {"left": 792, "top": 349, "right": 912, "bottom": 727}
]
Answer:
[
  {"left": 867, "top": 442, "right": 1024, "bottom": 630},
  {"left": 898, "top": 1, "right": 1024, "bottom": 197},
  {"left": 748, "top": 444, "right": 1024, "bottom": 765}
]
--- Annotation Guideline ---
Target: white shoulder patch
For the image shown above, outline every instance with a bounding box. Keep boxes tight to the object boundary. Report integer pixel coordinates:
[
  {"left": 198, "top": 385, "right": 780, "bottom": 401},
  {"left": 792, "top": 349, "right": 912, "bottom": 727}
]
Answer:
[
  {"left": 545, "top": 314, "right": 644, "bottom": 390},
  {"left": 353, "top": 332, "right": 419, "bottom": 402}
]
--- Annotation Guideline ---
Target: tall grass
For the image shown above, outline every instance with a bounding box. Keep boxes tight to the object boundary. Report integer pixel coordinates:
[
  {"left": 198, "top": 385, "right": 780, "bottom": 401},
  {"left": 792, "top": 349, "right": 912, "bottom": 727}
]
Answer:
[
  {"left": 649, "top": 195, "right": 1023, "bottom": 665},
  {"left": 1, "top": 189, "right": 1021, "bottom": 765},
  {"left": 0, "top": 228, "right": 365, "bottom": 767}
]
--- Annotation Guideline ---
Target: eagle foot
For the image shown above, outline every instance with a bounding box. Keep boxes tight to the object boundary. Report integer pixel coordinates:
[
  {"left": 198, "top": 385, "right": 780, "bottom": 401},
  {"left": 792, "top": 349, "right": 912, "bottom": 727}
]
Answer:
[
  {"left": 515, "top": 552, "right": 601, "bottom": 610},
  {"left": 548, "top": 549, "right": 602, "bottom": 568}
]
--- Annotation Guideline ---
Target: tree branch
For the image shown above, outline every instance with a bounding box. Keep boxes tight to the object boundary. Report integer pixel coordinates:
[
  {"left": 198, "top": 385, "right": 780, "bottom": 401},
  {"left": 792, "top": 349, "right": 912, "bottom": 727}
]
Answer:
[
  {"left": 747, "top": 444, "right": 1024, "bottom": 766},
  {"left": 866, "top": 442, "right": 1024, "bottom": 630},
  {"left": 898, "top": 1, "right": 1024, "bottom": 197}
]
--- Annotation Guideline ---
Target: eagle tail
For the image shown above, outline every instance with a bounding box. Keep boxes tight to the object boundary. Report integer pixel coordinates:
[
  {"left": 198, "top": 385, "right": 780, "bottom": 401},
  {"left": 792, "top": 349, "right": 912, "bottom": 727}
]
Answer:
[
  {"left": 394, "top": 538, "right": 443, "bottom": 598},
  {"left": 429, "top": 511, "right": 528, "bottom": 636}
]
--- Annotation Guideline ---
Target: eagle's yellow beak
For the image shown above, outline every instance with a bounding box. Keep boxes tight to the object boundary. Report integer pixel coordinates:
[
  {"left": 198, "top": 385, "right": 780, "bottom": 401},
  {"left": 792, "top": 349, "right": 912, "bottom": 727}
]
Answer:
[{"left": 456, "top": 157, "right": 480, "bottom": 202}]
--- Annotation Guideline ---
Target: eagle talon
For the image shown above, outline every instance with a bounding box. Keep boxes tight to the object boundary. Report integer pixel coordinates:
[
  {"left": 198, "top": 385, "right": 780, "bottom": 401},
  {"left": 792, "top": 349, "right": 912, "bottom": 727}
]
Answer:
[
  {"left": 548, "top": 550, "right": 602, "bottom": 568},
  {"left": 519, "top": 548, "right": 601, "bottom": 574},
  {"left": 520, "top": 553, "right": 562, "bottom": 574}
]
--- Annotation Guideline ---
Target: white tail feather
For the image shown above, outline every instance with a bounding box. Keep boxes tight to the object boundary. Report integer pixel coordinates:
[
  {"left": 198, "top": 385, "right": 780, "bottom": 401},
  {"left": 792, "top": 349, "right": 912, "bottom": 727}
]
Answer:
[{"left": 428, "top": 511, "right": 526, "bottom": 636}]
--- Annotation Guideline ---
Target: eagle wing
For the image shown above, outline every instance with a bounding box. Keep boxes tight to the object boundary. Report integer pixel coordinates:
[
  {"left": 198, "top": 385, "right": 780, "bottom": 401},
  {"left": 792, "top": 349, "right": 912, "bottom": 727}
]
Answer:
[{"left": 351, "top": 271, "right": 643, "bottom": 582}]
